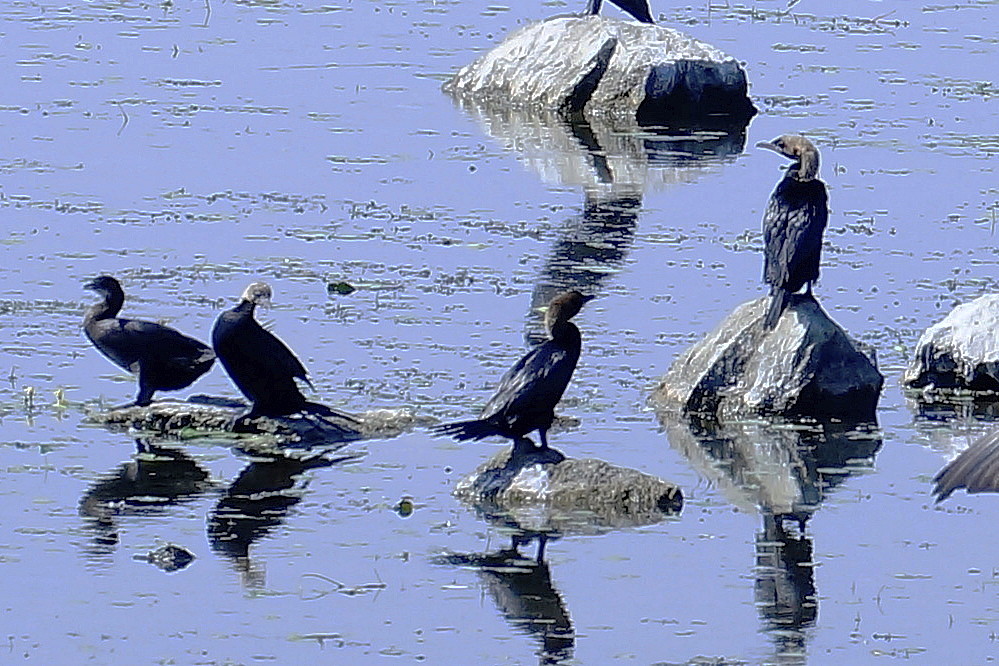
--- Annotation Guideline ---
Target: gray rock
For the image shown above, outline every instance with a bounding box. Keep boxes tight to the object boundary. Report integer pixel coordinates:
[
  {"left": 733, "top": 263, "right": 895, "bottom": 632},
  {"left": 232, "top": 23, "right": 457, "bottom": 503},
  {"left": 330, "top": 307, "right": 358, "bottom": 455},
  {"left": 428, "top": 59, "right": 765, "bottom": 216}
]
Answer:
[
  {"left": 444, "top": 16, "right": 755, "bottom": 123},
  {"left": 454, "top": 446, "right": 682, "bottom": 534},
  {"left": 652, "top": 295, "right": 883, "bottom": 422},
  {"left": 904, "top": 293, "right": 999, "bottom": 394},
  {"left": 134, "top": 543, "right": 196, "bottom": 573},
  {"left": 89, "top": 397, "right": 430, "bottom": 452}
]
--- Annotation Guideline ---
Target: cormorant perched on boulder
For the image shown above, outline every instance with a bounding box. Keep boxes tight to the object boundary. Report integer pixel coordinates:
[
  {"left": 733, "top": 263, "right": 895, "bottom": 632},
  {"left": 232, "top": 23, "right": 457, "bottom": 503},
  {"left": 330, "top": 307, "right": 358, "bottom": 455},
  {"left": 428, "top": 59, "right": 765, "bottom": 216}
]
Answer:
[
  {"left": 585, "top": 0, "right": 655, "bottom": 24},
  {"left": 212, "top": 282, "right": 336, "bottom": 419},
  {"left": 757, "top": 135, "right": 829, "bottom": 330},
  {"left": 83, "top": 275, "right": 215, "bottom": 407},
  {"left": 434, "top": 290, "right": 593, "bottom": 452}
]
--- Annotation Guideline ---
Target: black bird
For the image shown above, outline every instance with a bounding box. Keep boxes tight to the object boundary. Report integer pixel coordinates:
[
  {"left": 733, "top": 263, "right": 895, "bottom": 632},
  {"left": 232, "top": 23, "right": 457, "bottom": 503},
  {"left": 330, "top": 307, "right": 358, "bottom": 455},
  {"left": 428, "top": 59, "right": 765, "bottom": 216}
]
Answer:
[
  {"left": 757, "top": 134, "right": 829, "bottom": 330},
  {"left": 83, "top": 275, "right": 215, "bottom": 407},
  {"left": 933, "top": 430, "right": 999, "bottom": 502},
  {"left": 212, "top": 282, "right": 321, "bottom": 418},
  {"left": 435, "top": 290, "right": 593, "bottom": 451},
  {"left": 584, "top": 0, "right": 655, "bottom": 23}
]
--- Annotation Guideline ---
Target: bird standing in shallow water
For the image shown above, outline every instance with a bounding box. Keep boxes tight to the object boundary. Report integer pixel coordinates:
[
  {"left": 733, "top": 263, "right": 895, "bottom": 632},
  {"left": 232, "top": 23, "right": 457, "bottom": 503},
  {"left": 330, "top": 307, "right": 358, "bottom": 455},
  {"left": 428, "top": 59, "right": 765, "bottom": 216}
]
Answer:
[
  {"left": 83, "top": 275, "right": 215, "bottom": 407},
  {"left": 584, "top": 0, "right": 655, "bottom": 24},
  {"left": 757, "top": 134, "right": 829, "bottom": 330},
  {"left": 212, "top": 282, "right": 321, "bottom": 418},
  {"left": 434, "top": 290, "right": 593, "bottom": 453}
]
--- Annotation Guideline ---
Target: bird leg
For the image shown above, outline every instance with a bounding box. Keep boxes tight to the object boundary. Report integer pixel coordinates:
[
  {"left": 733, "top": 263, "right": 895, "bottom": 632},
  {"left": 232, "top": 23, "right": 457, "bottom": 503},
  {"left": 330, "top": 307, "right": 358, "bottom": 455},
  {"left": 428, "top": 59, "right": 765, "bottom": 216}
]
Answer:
[
  {"left": 538, "top": 428, "right": 549, "bottom": 449},
  {"left": 584, "top": 0, "right": 603, "bottom": 15}
]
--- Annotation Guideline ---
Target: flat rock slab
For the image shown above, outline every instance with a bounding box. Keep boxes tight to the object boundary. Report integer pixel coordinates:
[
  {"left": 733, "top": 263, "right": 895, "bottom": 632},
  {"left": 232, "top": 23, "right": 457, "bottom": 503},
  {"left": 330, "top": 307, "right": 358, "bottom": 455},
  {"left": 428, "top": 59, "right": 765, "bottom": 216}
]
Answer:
[
  {"left": 89, "top": 398, "right": 429, "bottom": 451},
  {"left": 454, "top": 446, "right": 682, "bottom": 534},
  {"left": 653, "top": 295, "right": 883, "bottom": 422},
  {"left": 445, "top": 16, "right": 755, "bottom": 123},
  {"left": 905, "top": 294, "right": 999, "bottom": 395}
]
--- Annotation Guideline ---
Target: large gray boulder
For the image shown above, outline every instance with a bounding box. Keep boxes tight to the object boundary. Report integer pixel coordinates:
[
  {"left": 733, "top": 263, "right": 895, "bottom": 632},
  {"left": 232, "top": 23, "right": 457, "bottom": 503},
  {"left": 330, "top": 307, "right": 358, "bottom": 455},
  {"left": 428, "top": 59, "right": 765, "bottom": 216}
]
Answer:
[
  {"left": 904, "top": 294, "right": 999, "bottom": 394},
  {"left": 652, "top": 295, "right": 883, "bottom": 422},
  {"left": 454, "top": 445, "right": 682, "bottom": 534},
  {"left": 445, "top": 16, "right": 755, "bottom": 123}
]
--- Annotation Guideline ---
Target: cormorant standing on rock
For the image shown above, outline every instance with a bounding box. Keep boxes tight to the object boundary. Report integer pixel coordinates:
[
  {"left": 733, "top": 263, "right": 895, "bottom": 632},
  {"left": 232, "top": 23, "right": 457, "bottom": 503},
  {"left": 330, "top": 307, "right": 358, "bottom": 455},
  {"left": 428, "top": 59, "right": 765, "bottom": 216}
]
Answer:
[
  {"left": 584, "top": 0, "right": 655, "bottom": 24},
  {"left": 434, "top": 290, "right": 593, "bottom": 452},
  {"left": 212, "top": 282, "right": 334, "bottom": 419},
  {"left": 757, "top": 134, "right": 828, "bottom": 330},
  {"left": 83, "top": 275, "right": 215, "bottom": 406}
]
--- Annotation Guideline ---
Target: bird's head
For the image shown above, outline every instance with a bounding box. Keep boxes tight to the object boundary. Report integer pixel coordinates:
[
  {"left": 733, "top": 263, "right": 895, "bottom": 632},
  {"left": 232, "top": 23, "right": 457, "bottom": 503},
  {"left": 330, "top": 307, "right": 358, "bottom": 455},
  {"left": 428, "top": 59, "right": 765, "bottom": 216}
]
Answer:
[
  {"left": 756, "top": 134, "right": 820, "bottom": 181},
  {"left": 544, "top": 290, "right": 594, "bottom": 332},
  {"left": 240, "top": 282, "right": 273, "bottom": 309},
  {"left": 84, "top": 275, "right": 123, "bottom": 296}
]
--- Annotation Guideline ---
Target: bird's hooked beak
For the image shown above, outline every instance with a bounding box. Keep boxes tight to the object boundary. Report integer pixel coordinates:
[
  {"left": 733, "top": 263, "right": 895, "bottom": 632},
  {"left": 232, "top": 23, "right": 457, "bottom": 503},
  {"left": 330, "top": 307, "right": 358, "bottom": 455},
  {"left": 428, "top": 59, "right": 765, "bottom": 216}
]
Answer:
[
  {"left": 755, "top": 140, "right": 786, "bottom": 157},
  {"left": 83, "top": 279, "right": 100, "bottom": 292}
]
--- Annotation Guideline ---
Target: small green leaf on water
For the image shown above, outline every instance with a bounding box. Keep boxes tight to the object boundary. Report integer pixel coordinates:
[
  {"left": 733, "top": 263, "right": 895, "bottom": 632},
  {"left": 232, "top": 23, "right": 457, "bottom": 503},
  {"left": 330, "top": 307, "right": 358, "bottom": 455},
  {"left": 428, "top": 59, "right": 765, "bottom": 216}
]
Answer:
[{"left": 327, "top": 281, "right": 356, "bottom": 296}]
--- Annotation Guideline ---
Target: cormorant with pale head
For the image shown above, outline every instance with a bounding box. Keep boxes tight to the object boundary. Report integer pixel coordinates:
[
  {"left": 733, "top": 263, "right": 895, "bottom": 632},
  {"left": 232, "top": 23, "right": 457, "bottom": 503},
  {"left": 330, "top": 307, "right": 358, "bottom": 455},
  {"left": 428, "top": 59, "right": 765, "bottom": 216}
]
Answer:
[
  {"left": 212, "top": 282, "right": 317, "bottom": 418},
  {"left": 756, "top": 134, "right": 829, "bottom": 330}
]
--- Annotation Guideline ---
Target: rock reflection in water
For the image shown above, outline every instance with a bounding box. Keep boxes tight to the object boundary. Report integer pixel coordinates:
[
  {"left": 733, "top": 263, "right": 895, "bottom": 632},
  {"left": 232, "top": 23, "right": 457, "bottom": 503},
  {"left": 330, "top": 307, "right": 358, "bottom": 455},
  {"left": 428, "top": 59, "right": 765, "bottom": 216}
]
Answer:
[
  {"left": 435, "top": 534, "right": 573, "bottom": 666},
  {"left": 207, "top": 452, "right": 358, "bottom": 588},
  {"left": 78, "top": 439, "right": 215, "bottom": 565},
  {"left": 661, "top": 416, "right": 881, "bottom": 658}
]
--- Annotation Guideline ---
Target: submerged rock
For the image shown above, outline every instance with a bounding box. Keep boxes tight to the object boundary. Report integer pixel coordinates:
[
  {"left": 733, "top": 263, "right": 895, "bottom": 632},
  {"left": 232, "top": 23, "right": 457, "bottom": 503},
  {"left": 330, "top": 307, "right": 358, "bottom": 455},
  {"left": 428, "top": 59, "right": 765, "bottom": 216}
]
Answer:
[
  {"left": 454, "top": 445, "right": 682, "bottom": 534},
  {"left": 445, "top": 16, "right": 755, "bottom": 124},
  {"left": 134, "top": 543, "right": 196, "bottom": 573},
  {"left": 905, "top": 294, "right": 999, "bottom": 396},
  {"left": 89, "top": 397, "right": 429, "bottom": 451},
  {"left": 653, "top": 295, "right": 883, "bottom": 422}
]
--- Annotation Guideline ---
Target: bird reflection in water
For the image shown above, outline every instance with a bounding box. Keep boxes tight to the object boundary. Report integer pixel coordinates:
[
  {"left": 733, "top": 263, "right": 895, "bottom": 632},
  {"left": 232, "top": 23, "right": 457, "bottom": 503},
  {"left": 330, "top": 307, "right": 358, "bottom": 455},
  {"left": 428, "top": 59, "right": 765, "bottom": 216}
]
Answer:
[
  {"left": 207, "top": 452, "right": 359, "bottom": 588},
  {"left": 78, "top": 439, "right": 215, "bottom": 566},
  {"left": 435, "top": 533, "right": 573, "bottom": 665},
  {"left": 661, "top": 415, "right": 881, "bottom": 659}
]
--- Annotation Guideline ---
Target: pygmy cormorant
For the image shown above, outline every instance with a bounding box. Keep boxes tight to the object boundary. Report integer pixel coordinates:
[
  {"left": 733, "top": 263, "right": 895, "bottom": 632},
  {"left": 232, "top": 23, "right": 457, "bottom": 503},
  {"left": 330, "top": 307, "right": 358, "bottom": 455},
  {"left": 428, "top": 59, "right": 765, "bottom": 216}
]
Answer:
[
  {"left": 83, "top": 275, "right": 215, "bottom": 406},
  {"left": 434, "top": 290, "right": 593, "bottom": 451},
  {"left": 584, "top": 0, "right": 655, "bottom": 23},
  {"left": 757, "top": 134, "right": 829, "bottom": 330},
  {"left": 212, "top": 282, "right": 323, "bottom": 418}
]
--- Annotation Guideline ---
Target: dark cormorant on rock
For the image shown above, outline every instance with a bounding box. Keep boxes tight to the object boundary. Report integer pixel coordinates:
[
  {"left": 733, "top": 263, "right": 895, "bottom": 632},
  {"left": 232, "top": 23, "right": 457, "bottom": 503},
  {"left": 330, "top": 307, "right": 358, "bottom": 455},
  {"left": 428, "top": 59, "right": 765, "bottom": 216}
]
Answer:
[
  {"left": 212, "top": 282, "right": 328, "bottom": 418},
  {"left": 83, "top": 275, "right": 215, "bottom": 407},
  {"left": 584, "top": 0, "right": 655, "bottom": 23},
  {"left": 434, "top": 290, "right": 593, "bottom": 453},
  {"left": 757, "top": 134, "right": 829, "bottom": 330}
]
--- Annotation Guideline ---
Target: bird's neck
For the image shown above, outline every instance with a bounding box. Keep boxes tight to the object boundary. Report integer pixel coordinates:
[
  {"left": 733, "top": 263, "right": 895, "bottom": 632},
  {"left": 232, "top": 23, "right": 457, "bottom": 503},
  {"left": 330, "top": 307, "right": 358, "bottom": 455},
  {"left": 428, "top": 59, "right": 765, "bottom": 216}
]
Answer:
[
  {"left": 234, "top": 299, "right": 256, "bottom": 315},
  {"left": 788, "top": 152, "right": 819, "bottom": 181},
  {"left": 86, "top": 291, "right": 124, "bottom": 322},
  {"left": 548, "top": 320, "right": 581, "bottom": 346}
]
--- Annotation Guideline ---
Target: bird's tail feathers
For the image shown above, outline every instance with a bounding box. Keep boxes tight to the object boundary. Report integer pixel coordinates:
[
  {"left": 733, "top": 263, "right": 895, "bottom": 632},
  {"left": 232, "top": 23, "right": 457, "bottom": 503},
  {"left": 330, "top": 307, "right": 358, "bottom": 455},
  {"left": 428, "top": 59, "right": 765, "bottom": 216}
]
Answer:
[
  {"left": 763, "top": 289, "right": 792, "bottom": 330},
  {"left": 433, "top": 419, "right": 499, "bottom": 442}
]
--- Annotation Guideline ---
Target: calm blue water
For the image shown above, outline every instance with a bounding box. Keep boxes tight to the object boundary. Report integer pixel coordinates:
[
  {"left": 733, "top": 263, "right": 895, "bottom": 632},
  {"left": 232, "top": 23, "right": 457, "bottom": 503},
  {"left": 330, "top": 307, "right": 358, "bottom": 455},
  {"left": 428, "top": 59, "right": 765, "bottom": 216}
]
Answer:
[{"left": 2, "top": 0, "right": 999, "bottom": 663}]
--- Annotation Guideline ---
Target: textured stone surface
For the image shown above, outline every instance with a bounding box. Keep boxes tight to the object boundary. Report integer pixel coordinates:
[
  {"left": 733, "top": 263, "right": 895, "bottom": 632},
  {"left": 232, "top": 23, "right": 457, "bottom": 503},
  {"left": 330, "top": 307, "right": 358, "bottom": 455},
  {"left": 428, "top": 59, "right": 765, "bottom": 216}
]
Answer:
[
  {"left": 454, "top": 445, "right": 682, "bottom": 533},
  {"left": 653, "top": 295, "right": 883, "bottom": 421},
  {"left": 905, "top": 293, "right": 999, "bottom": 393},
  {"left": 445, "top": 16, "right": 755, "bottom": 122},
  {"left": 90, "top": 397, "right": 428, "bottom": 450}
]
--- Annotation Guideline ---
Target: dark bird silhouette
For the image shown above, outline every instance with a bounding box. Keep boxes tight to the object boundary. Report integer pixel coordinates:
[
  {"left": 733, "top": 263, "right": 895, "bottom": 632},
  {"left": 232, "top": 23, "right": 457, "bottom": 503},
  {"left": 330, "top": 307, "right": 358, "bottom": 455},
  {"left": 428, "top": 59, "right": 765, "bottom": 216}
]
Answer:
[
  {"left": 933, "top": 430, "right": 999, "bottom": 502},
  {"left": 435, "top": 290, "right": 593, "bottom": 451},
  {"left": 757, "top": 134, "right": 828, "bottom": 330},
  {"left": 212, "top": 282, "right": 327, "bottom": 418},
  {"left": 83, "top": 275, "right": 215, "bottom": 407},
  {"left": 584, "top": 0, "right": 655, "bottom": 23}
]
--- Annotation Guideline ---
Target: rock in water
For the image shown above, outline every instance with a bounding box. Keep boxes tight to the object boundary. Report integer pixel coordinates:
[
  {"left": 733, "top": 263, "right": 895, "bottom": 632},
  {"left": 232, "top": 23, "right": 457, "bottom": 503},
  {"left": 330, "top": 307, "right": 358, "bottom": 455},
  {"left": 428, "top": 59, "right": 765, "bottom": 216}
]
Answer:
[
  {"left": 904, "top": 294, "right": 999, "bottom": 394},
  {"left": 653, "top": 295, "right": 883, "bottom": 421},
  {"left": 454, "top": 445, "right": 682, "bottom": 534},
  {"left": 445, "top": 16, "right": 755, "bottom": 123}
]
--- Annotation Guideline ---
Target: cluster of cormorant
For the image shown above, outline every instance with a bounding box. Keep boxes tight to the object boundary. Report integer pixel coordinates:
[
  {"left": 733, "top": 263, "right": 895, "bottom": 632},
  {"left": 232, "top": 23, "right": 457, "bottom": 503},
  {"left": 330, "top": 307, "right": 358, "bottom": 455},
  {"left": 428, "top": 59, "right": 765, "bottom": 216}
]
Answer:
[{"left": 83, "top": 134, "right": 828, "bottom": 453}]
